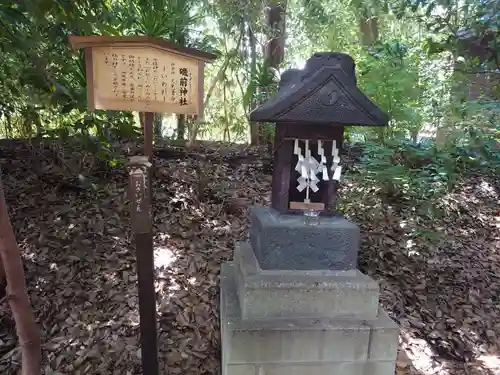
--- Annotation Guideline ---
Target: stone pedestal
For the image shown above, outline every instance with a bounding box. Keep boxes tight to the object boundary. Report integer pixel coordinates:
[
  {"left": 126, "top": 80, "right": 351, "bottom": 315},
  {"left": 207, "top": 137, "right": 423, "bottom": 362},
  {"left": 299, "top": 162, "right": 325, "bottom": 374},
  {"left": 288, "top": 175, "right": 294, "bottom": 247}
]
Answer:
[
  {"left": 220, "top": 207, "right": 399, "bottom": 375},
  {"left": 250, "top": 207, "right": 360, "bottom": 270}
]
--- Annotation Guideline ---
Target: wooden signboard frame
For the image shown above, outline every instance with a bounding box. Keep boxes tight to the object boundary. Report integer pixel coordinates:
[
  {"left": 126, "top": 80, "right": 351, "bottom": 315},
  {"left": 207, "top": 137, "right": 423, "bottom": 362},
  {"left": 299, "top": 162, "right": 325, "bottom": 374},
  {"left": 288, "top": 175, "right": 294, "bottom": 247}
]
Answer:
[
  {"left": 69, "top": 35, "right": 216, "bottom": 157},
  {"left": 69, "top": 36, "right": 216, "bottom": 118},
  {"left": 69, "top": 36, "right": 216, "bottom": 375}
]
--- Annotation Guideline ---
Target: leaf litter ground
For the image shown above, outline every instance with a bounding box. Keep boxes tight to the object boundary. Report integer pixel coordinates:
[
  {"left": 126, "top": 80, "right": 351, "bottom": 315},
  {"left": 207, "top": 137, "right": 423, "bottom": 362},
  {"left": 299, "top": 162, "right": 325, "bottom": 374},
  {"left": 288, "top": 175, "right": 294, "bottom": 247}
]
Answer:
[{"left": 0, "top": 139, "right": 499, "bottom": 375}]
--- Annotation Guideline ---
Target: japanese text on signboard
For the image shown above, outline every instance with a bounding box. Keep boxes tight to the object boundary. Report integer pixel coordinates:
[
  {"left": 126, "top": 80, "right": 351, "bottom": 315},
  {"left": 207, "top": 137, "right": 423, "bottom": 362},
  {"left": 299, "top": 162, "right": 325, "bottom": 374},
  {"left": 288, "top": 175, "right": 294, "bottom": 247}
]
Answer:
[{"left": 92, "top": 46, "right": 198, "bottom": 114}]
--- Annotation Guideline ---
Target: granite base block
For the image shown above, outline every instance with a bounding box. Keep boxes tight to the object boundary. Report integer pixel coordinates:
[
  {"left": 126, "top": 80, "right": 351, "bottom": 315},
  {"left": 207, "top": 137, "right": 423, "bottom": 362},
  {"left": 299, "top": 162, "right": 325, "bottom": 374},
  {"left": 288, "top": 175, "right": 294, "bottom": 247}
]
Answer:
[
  {"left": 249, "top": 206, "right": 360, "bottom": 270},
  {"left": 221, "top": 263, "right": 399, "bottom": 375},
  {"left": 225, "top": 362, "right": 396, "bottom": 375},
  {"left": 234, "top": 242, "right": 380, "bottom": 320}
]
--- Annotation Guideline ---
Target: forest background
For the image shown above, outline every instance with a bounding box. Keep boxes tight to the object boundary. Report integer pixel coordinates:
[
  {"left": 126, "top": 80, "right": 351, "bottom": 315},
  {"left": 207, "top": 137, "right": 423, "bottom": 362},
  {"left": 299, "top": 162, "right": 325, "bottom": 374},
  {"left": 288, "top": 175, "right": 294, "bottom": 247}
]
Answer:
[{"left": 0, "top": 1, "right": 499, "bottom": 375}]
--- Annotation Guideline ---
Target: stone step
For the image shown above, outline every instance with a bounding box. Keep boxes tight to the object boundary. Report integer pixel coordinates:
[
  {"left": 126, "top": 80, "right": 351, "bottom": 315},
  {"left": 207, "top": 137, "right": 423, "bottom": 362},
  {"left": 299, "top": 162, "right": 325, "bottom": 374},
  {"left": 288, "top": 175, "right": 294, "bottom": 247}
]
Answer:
[
  {"left": 221, "top": 263, "right": 399, "bottom": 372},
  {"left": 234, "top": 242, "right": 380, "bottom": 320}
]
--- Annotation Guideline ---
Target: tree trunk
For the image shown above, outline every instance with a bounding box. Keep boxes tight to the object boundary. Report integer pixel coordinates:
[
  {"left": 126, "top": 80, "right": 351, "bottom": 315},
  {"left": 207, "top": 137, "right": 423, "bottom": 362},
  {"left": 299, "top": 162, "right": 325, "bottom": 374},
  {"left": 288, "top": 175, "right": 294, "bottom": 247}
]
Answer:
[
  {"left": 187, "top": 116, "right": 202, "bottom": 147},
  {"left": 154, "top": 113, "right": 163, "bottom": 138},
  {"left": 5, "top": 113, "right": 13, "bottom": 138},
  {"left": 0, "top": 172, "right": 41, "bottom": 375},
  {"left": 266, "top": 0, "right": 287, "bottom": 68},
  {"left": 248, "top": 23, "right": 260, "bottom": 145},
  {"left": 139, "top": 112, "right": 145, "bottom": 130},
  {"left": 223, "top": 84, "right": 231, "bottom": 142},
  {"left": 204, "top": 32, "right": 242, "bottom": 110},
  {"left": 262, "top": 0, "right": 287, "bottom": 146},
  {"left": 177, "top": 114, "right": 186, "bottom": 140},
  {"left": 359, "top": 7, "right": 378, "bottom": 46}
]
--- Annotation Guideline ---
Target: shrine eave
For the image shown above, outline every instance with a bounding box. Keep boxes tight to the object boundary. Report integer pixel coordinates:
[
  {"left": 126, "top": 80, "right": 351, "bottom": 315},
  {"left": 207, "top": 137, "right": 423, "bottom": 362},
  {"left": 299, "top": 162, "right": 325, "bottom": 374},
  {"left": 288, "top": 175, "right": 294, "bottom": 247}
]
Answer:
[
  {"left": 249, "top": 66, "right": 389, "bottom": 126},
  {"left": 68, "top": 35, "right": 217, "bottom": 63}
]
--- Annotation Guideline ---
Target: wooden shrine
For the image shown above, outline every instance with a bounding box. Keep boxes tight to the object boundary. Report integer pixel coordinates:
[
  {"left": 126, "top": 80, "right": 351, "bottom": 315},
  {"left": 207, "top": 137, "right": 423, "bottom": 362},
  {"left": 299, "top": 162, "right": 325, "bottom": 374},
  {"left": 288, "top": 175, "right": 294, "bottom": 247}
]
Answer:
[{"left": 250, "top": 52, "right": 389, "bottom": 215}]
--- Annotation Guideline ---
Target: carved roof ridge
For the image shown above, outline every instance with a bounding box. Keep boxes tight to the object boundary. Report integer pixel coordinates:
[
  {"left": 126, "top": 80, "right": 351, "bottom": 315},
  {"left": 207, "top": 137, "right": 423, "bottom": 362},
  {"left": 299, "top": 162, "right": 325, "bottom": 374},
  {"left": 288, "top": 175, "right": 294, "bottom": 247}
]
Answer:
[{"left": 250, "top": 62, "right": 389, "bottom": 126}]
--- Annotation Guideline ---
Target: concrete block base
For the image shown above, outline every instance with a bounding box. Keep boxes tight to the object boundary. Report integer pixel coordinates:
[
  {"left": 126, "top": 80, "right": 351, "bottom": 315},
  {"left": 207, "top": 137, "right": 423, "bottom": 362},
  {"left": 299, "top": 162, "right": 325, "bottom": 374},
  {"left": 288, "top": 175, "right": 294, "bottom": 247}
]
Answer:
[
  {"left": 225, "top": 361, "right": 396, "bottom": 375},
  {"left": 221, "top": 263, "right": 399, "bottom": 375},
  {"left": 234, "top": 242, "right": 380, "bottom": 320}
]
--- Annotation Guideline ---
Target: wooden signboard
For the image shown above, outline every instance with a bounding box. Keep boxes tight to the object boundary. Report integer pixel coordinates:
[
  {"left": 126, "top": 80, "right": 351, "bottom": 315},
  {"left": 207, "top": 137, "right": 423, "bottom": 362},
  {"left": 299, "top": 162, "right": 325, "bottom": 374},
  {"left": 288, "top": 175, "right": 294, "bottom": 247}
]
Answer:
[
  {"left": 68, "top": 36, "right": 216, "bottom": 375},
  {"left": 91, "top": 46, "right": 199, "bottom": 113},
  {"left": 68, "top": 36, "right": 216, "bottom": 115}
]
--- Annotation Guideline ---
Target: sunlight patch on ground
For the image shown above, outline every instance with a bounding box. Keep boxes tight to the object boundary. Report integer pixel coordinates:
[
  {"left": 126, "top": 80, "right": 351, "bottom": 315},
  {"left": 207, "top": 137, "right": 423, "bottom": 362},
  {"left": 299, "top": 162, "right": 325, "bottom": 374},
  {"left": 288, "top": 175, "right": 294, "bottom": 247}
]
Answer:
[
  {"left": 154, "top": 245, "right": 177, "bottom": 269},
  {"left": 21, "top": 244, "right": 37, "bottom": 262},
  {"left": 154, "top": 243, "right": 182, "bottom": 300},
  {"left": 103, "top": 271, "right": 120, "bottom": 283},
  {"left": 203, "top": 218, "right": 232, "bottom": 234},
  {"left": 156, "top": 277, "right": 182, "bottom": 301},
  {"left": 157, "top": 232, "right": 170, "bottom": 243},
  {"left": 405, "top": 239, "right": 420, "bottom": 256},
  {"left": 406, "top": 239, "right": 416, "bottom": 249},
  {"left": 478, "top": 355, "right": 500, "bottom": 374},
  {"left": 399, "top": 218, "right": 423, "bottom": 256},
  {"left": 401, "top": 330, "right": 450, "bottom": 375},
  {"left": 122, "top": 309, "right": 140, "bottom": 327},
  {"left": 478, "top": 180, "right": 498, "bottom": 198}
]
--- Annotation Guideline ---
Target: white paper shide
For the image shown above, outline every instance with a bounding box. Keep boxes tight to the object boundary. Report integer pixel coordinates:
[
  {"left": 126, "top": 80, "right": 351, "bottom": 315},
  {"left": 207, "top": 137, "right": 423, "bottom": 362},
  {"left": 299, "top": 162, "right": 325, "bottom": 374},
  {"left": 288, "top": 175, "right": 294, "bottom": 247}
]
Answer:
[{"left": 293, "top": 139, "right": 342, "bottom": 203}]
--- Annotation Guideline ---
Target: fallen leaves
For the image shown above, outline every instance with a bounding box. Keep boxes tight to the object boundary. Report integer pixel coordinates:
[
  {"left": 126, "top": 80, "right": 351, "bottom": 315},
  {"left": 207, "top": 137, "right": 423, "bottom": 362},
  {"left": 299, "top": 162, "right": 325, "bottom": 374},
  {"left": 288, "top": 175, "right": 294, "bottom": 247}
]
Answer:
[
  {"left": 0, "top": 139, "right": 270, "bottom": 375},
  {"left": 0, "top": 138, "right": 499, "bottom": 375},
  {"left": 343, "top": 167, "right": 500, "bottom": 374}
]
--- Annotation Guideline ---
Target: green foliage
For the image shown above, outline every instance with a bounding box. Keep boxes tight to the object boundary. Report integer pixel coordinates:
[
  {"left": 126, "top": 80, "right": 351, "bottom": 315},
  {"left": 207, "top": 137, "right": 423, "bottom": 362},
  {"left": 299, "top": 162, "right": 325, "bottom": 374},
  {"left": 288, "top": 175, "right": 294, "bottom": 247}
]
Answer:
[
  {"left": 352, "top": 107, "right": 500, "bottom": 212},
  {"left": 0, "top": 0, "right": 223, "bottom": 144},
  {"left": 0, "top": 0, "right": 498, "bottom": 179},
  {"left": 357, "top": 41, "right": 425, "bottom": 138},
  {"left": 355, "top": 138, "right": 460, "bottom": 203},
  {"left": 450, "top": 101, "right": 500, "bottom": 174},
  {"left": 394, "top": 0, "right": 499, "bottom": 68},
  {"left": 0, "top": 0, "right": 132, "bottom": 139},
  {"left": 243, "top": 58, "right": 280, "bottom": 110}
]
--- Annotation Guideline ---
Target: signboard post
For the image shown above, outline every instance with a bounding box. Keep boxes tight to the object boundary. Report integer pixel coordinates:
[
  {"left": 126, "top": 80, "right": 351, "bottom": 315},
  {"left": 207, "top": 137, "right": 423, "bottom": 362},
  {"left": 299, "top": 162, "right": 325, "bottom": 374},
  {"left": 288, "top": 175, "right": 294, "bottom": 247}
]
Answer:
[
  {"left": 69, "top": 35, "right": 216, "bottom": 375},
  {"left": 127, "top": 156, "right": 157, "bottom": 375}
]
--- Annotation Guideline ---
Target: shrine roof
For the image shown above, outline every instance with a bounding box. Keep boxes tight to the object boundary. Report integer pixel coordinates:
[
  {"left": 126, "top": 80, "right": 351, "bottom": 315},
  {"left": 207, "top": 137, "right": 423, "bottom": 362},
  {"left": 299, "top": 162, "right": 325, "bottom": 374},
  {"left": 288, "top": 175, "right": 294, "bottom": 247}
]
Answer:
[
  {"left": 68, "top": 35, "right": 217, "bottom": 62},
  {"left": 249, "top": 52, "right": 389, "bottom": 126}
]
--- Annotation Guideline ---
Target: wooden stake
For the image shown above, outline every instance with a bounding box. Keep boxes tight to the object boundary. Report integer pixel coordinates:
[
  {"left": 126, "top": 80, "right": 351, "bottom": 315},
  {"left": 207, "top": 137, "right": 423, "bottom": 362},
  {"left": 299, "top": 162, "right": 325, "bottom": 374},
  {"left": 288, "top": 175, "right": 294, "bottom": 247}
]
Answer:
[
  {"left": 0, "top": 172, "right": 41, "bottom": 375},
  {"left": 127, "top": 157, "right": 158, "bottom": 375},
  {"left": 0, "top": 253, "right": 5, "bottom": 298}
]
